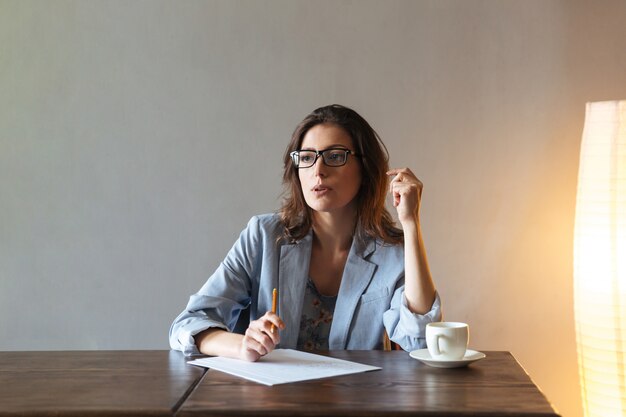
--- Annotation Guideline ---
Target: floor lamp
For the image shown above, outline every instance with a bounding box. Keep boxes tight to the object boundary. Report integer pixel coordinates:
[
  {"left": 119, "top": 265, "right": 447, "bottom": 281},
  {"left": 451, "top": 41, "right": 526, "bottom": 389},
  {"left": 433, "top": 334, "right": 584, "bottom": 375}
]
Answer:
[{"left": 574, "top": 100, "right": 626, "bottom": 417}]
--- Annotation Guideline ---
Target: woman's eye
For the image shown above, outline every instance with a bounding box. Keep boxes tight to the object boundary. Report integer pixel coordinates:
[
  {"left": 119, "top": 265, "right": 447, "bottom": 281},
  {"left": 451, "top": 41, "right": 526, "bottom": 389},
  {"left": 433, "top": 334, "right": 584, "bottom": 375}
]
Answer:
[
  {"left": 300, "top": 154, "right": 314, "bottom": 163},
  {"left": 329, "top": 152, "right": 344, "bottom": 161}
]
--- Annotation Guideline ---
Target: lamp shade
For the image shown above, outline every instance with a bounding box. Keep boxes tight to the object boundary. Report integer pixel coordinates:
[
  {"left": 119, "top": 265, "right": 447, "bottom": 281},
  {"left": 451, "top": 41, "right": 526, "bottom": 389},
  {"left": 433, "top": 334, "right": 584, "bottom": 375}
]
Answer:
[{"left": 574, "top": 100, "right": 626, "bottom": 417}]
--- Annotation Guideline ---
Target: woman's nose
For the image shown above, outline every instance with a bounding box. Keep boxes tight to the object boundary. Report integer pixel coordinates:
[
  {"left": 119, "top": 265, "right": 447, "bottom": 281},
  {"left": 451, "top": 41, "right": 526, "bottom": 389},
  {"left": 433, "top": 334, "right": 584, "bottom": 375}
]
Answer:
[{"left": 312, "top": 156, "right": 327, "bottom": 176}]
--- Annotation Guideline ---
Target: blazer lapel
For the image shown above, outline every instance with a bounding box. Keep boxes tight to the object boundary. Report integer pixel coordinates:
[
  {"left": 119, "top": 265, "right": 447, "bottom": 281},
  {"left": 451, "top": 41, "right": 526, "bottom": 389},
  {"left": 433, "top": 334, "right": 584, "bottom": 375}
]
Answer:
[
  {"left": 328, "top": 237, "right": 377, "bottom": 349},
  {"left": 277, "top": 233, "right": 312, "bottom": 349}
]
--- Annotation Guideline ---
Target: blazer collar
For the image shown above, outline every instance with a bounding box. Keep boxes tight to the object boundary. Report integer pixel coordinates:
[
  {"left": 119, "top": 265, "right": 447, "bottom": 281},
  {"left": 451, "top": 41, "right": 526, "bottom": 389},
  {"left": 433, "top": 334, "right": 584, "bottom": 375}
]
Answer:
[
  {"left": 277, "top": 232, "right": 312, "bottom": 349},
  {"left": 328, "top": 236, "right": 377, "bottom": 349},
  {"left": 351, "top": 233, "right": 378, "bottom": 259}
]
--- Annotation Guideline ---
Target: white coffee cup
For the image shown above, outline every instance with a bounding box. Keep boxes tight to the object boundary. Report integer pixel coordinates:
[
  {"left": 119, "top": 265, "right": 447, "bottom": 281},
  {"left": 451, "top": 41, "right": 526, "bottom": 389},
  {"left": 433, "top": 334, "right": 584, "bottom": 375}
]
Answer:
[{"left": 426, "top": 322, "right": 469, "bottom": 360}]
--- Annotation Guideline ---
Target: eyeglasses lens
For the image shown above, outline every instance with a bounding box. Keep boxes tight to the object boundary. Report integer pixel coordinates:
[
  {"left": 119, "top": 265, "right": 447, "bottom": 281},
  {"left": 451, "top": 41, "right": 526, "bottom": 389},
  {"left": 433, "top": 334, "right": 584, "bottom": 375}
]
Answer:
[
  {"left": 323, "top": 150, "right": 347, "bottom": 166},
  {"left": 291, "top": 150, "right": 351, "bottom": 168}
]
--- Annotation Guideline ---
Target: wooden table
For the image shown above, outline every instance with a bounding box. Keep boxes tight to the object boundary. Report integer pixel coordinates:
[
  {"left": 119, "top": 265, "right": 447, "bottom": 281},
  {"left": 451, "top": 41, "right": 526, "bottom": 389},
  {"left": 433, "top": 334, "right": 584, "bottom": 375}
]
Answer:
[
  {"left": 0, "top": 350, "right": 205, "bottom": 417},
  {"left": 0, "top": 350, "right": 559, "bottom": 417},
  {"left": 179, "top": 350, "right": 559, "bottom": 417}
]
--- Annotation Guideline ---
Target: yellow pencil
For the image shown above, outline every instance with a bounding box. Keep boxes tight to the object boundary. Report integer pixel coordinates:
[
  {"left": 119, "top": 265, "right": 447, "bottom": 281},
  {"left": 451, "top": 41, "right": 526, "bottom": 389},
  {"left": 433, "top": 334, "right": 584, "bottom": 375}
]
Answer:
[{"left": 271, "top": 288, "right": 278, "bottom": 333}]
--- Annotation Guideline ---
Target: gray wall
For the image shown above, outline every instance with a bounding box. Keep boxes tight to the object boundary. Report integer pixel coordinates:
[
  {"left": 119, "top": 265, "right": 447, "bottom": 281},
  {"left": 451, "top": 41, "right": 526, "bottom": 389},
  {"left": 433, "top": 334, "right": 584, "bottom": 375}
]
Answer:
[{"left": 3, "top": 1, "right": 626, "bottom": 416}]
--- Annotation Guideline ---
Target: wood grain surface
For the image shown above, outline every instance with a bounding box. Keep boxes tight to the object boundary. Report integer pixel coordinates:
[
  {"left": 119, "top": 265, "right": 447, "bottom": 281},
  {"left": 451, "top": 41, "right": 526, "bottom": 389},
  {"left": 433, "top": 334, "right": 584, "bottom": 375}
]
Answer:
[
  {"left": 178, "top": 350, "right": 560, "bottom": 417},
  {"left": 0, "top": 350, "right": 559, "bottom": 417},
  {"left": 0, "top": 350, "right": 205, "bottom": 417}
]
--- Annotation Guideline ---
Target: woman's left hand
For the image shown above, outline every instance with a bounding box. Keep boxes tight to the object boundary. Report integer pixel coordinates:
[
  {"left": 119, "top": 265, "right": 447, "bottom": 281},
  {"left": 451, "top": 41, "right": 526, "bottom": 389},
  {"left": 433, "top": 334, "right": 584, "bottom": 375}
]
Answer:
[{"left": 387, "top": 168, "right": 423, "bottom": 227}]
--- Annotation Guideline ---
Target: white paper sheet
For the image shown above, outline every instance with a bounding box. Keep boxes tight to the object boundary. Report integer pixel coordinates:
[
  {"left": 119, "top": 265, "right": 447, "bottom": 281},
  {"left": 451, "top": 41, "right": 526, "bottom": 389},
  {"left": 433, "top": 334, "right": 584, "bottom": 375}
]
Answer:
[{"left": 187, "top": 349, "right": 381, "bottom": 386}]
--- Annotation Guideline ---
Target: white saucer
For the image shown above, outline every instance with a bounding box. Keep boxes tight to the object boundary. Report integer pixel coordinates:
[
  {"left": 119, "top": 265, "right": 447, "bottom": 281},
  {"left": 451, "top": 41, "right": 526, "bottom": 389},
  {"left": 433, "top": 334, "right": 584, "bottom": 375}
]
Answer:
[{"left": 409, "top": 349, "right": 486, "bottom": 368}]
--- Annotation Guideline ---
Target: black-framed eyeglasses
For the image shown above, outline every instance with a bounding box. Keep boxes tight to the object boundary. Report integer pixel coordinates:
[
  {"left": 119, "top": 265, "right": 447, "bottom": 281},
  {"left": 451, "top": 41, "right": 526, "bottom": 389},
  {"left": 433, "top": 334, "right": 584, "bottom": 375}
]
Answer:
[{"left": 290, "top": 148, "right": 360, "bottom": 168}]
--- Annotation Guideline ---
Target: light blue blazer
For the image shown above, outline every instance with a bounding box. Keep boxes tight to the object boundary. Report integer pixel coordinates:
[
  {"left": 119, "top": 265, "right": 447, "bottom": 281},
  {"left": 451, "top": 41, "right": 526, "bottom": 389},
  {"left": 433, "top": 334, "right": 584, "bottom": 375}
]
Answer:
[{"left": 169, "top": 214, "right": 442, "bottom": 356}]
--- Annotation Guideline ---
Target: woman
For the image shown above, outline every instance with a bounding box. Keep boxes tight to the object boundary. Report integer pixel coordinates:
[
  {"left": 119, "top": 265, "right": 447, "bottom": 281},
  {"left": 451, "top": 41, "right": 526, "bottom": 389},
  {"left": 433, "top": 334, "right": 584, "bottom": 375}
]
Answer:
[{"left": 169, "top": 104, "right": 441, "bottom": 361}]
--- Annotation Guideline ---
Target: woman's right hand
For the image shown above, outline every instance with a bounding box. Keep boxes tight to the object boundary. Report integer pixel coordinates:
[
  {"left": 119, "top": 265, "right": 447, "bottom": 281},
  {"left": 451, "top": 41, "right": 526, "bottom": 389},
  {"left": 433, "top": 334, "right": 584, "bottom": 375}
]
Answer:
[{"left": 239, "top": 311, "right": 285, "bottom": 362}]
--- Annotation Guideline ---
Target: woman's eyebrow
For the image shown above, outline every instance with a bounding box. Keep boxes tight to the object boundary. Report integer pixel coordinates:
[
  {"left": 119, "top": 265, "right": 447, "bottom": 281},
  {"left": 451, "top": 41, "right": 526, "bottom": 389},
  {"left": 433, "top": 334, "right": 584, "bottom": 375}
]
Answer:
[{"left": 300, "top": 145, "right": 350, "bottom": 150}]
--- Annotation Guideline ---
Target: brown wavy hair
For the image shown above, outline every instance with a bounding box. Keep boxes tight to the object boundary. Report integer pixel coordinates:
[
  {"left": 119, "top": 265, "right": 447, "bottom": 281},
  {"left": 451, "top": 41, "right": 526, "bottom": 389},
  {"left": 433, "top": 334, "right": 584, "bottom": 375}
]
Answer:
[{"left": 279, "top": 104, "right": 403, "bottom": 245}]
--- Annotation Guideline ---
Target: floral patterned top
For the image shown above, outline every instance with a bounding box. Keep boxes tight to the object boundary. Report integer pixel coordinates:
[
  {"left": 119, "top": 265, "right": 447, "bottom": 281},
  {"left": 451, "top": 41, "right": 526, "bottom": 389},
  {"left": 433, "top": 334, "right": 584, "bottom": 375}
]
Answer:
[{"left": 296, "top": 278, "right": 337, "bottom": 351}]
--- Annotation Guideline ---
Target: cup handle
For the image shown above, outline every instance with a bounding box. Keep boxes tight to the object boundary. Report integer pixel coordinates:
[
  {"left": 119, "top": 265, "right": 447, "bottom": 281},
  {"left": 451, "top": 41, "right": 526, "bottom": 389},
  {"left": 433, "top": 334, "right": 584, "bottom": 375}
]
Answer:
[{"left": 432, "top": 335, "right": 441, "bottom": 356}]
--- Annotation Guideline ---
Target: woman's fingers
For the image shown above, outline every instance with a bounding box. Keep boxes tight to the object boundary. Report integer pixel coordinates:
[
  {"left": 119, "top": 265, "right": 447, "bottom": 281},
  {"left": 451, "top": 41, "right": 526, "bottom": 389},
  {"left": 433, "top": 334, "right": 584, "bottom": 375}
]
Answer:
[
  {"left": 239, "top": 311, "right": 285, "bottom": 361},
  {"left": 391, "top": 182, "right": 419, "bottom": 203},
  {"left": 244, "top": 327, "right": 272, "bottom": 354},
  {"left": 254, "top": 312, "right": 284, "bottom": 343},
  {"left": 264, "top": 311, "right": 286, "bottom": 335},
  {"left": 388, "top": 168, "right": 421, "bottom": 193},
  {"left": 387, "top": 168, "right": 423, "bottom": 221},
  {"left": 240, "top": 328, "right": 273, "bottom": 362},
  {"left": 240, "top": 333, "right": 264, "bottom": 362},
  {"left": 388, "top": 168, "right": 422, "bottom": 195}
]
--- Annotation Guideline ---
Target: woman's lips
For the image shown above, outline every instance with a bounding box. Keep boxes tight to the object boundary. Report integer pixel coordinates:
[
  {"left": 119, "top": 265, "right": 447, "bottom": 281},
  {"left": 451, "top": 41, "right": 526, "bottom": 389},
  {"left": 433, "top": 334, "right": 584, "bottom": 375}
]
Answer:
[{"left": 312, "top": 185, "right": 331, "bottom": 196}]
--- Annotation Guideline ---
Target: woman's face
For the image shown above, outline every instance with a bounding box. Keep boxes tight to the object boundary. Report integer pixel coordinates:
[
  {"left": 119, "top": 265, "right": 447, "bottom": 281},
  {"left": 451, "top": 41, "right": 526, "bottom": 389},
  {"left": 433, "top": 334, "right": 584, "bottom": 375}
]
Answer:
[{"left": 297, "top": 123, "right": 362, "bottom": 216}]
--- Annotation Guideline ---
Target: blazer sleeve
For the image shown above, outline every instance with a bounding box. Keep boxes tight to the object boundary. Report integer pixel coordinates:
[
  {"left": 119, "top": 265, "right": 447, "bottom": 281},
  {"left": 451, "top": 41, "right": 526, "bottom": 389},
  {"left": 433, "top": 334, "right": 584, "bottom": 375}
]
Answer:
[
  {"left": 382, "top": 288, "right": 442, "bottom": 352},
  {"left": 168, "top": 216, "right": 264, "bottom": 355}
]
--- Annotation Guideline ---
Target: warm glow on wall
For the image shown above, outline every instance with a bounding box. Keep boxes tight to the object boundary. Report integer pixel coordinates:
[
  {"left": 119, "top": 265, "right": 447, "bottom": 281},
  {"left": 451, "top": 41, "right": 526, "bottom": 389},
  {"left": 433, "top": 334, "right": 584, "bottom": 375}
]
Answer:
[{"left": 574, "top": 100, "right": 626, "bottom": 417}]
